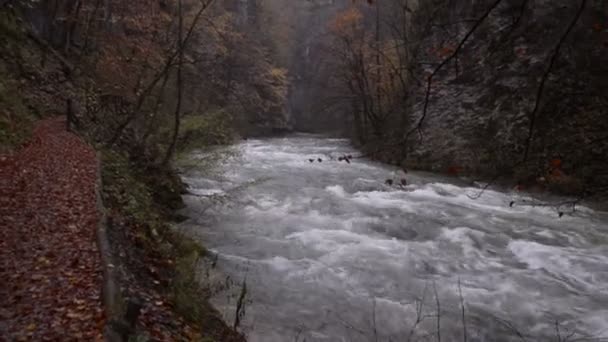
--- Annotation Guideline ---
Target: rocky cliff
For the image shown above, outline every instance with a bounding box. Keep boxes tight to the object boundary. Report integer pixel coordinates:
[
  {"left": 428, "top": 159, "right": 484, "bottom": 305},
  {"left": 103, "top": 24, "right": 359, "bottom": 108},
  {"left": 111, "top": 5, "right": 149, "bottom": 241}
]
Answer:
[{"left": 397, "top": 0, "right": 608, "bottom": 195}]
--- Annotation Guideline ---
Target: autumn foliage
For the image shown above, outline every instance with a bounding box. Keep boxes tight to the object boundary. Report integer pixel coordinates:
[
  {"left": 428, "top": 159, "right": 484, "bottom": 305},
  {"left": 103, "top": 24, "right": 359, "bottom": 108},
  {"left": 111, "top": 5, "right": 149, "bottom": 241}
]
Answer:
[
  {"left": 327, "top": 3, "right": 410, "bottom": 139},
  {"left": 1, "top": 0, "right": 288, "bottom": 339},
  {"left": 0, "top": 118, "right": 104, "bottom": 341}
]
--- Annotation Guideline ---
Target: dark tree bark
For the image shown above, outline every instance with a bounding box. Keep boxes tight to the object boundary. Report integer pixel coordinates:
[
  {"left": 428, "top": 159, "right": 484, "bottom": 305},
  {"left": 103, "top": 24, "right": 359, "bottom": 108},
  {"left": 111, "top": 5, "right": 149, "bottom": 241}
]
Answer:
[
  {"left": 163, "top": 0, "right": 184, "bottom": 166},
  {"left": 66, "top": 98, "right": 74, "bottom": 131},
  {"left": 64, "top": 0, "right": 82, "bottom": 54}
]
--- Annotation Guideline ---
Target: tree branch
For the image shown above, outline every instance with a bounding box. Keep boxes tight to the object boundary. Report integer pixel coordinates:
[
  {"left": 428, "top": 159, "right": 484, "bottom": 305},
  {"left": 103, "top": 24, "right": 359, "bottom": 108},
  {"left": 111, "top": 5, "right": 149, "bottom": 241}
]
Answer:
[
  {"left": 107, "top": 0, "right": 214, "bottom": 146},
  {"left": 522, "top": 0, "right": 587, "bottom": 162},
  {"left": 404, "top": 0, "right": 505, "bottom": 142}
]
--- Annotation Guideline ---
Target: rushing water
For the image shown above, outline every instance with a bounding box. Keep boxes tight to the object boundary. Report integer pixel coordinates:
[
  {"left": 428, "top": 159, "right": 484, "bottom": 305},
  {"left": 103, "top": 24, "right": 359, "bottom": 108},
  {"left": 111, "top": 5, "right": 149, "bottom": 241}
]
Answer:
[{"left": 179, "top": 135, "right": 608, "bottom": 342}]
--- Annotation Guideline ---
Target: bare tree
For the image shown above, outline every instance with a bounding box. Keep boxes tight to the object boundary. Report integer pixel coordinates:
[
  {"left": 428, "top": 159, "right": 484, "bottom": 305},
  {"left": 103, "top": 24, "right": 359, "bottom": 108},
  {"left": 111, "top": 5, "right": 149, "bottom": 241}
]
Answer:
[{"left": 163, "top": 0, "right": 185, "bottom": 165}]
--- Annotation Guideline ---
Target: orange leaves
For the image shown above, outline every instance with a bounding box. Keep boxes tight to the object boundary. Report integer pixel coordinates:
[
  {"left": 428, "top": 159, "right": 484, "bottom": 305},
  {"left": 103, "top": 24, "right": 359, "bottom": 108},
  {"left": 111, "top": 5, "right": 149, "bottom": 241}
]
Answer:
[
  {"left": 593, "top": 23, "right": 603, "bottom": 32},
  {"left": 447, "top": 165, "right": 463, "bottom": 175},
  {"left": 0, "top": 117, "right": 105, "bottom": 341},
  {"left": 550, "top": 158, "right": 562, "bottom": 169},
  {"left": 549, "top": 167, "right": 566, "bottom": 179},
  {"left": 329, "top": 5, "right": 409, "bottom": 126},
  {"left": 428, "top": 44, "right": 456, "bottom": 59},
  {"left": 91, "top": 1, "right": 171, "bottom": 98},
  {"left": 437, "top": 45, "right": 456, "bottom": 58},
  {"left": 548, "top": 157, "right": 565, "bottom": 180},
  {"left": 330, "top": 7, "right": 363, "bottom": 35}
]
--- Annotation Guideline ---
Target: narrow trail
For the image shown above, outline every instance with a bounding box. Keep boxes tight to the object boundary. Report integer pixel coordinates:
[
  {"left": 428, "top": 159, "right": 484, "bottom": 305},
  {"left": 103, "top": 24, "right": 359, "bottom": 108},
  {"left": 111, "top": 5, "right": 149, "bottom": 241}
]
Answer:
[{"left": 0, "top": 117, "right": 105, "bottom": 341}]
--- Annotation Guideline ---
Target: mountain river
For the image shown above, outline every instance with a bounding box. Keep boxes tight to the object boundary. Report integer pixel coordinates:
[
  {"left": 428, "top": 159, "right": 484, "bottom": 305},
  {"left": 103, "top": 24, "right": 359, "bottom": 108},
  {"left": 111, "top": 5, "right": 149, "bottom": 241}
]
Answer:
[{"left": 179, "top": 135, "right": 608, "bottom": 342}]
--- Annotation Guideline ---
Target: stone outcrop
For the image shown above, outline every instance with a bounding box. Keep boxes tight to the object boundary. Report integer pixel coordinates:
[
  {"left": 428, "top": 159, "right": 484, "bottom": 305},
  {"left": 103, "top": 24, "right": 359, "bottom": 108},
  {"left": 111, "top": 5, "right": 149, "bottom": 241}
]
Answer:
[{"left": 399, "top": 0, "right": 607, "bottom": 194}]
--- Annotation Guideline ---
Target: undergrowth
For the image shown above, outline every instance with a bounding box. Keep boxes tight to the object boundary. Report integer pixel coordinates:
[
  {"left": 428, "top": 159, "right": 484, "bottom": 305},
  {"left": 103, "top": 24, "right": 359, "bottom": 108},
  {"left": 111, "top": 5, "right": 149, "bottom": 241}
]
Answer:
[
  {"left": 0, "top": 11, "right": 36, "bottom": 152},
  {"left": 101, "top": 149, "right": 243, "bottom": 341}
]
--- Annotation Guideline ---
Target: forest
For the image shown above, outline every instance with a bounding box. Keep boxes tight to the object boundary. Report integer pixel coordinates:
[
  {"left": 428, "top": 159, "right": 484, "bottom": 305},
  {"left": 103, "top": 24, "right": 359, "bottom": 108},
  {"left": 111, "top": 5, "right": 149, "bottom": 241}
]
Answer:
[
  {"left": 297, "top": 0, "right": 608, "bottom": 199},
  {"left": 1, "top": 0, "right": 607, "bottom": 341}
]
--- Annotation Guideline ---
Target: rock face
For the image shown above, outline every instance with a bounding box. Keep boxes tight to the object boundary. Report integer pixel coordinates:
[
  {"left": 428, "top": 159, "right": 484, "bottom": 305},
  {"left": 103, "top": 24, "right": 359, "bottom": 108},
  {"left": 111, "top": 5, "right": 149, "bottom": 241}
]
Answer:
[
  {"left": 399, "top": 0, "right": 608, "bottom": 194},
  {"left": 281, "top": 0, "right": 606, "bottom": 194}
]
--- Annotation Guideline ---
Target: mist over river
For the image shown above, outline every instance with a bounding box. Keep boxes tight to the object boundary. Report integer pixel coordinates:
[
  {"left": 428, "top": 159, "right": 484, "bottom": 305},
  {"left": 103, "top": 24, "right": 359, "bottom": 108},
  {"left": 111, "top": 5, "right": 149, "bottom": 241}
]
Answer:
[{"left": 179, "top": 135, "right": 608, "bottom": 342}]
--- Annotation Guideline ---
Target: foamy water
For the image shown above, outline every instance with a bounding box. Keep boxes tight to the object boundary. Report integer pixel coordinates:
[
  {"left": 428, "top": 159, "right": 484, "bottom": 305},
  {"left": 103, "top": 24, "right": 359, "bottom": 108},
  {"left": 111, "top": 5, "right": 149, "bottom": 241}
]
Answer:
[{"left": 180, "top": 135, "right": 608, "bottom": 342}]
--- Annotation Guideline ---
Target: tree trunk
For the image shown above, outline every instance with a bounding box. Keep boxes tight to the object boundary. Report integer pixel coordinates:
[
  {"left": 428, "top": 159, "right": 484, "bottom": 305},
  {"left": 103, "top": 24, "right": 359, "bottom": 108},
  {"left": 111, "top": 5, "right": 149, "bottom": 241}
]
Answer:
[
  {"left": 375, "top": 0, "right": 383, "bottom": 121},
  {"left": 66, "top": 99, "right": 74, "bottom": 131},
  {"left": 163, "top": 0, "right": 184, "bottom": 166},
  {"left": 65, "top": 0, "right": 82, "bottom": 54},
  {"left": 107, "top": 0, "right": 212, "bottom": 146},
  {"left": 82, "top": 0, "right": 102, "bottom": 53}
]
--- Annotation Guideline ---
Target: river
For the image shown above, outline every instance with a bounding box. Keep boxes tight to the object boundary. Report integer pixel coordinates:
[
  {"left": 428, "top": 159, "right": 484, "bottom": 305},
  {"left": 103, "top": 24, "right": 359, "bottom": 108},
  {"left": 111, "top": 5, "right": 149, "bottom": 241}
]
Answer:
[{"left": 179, "top": 135, "right": 608, "bottom": 342}]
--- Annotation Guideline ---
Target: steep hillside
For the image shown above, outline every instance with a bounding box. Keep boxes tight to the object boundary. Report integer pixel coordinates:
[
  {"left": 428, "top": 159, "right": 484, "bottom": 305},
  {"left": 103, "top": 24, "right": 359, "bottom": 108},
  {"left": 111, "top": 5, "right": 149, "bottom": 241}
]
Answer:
[
  {"left": 0, "top": 1, "right": 278, "bottom": 339},
  {"left": 313, "top": 0, "right": 608, "bottom": 198},
  {"left": 403, "top": 0, "right": 608, "bottom": 195}
]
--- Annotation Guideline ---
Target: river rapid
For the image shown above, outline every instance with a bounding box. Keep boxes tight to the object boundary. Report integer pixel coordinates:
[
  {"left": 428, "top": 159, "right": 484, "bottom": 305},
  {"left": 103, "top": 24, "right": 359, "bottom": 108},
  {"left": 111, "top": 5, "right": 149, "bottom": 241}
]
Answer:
[{"left": 179, "top": 135, "right": 608, "bottom": 342}]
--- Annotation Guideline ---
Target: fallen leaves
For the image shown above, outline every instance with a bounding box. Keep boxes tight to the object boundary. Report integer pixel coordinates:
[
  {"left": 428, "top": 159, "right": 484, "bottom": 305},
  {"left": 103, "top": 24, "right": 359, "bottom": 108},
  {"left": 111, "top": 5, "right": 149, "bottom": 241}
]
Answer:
[{"left": 0, "top": 117, "right": 105, "bottom": 341}]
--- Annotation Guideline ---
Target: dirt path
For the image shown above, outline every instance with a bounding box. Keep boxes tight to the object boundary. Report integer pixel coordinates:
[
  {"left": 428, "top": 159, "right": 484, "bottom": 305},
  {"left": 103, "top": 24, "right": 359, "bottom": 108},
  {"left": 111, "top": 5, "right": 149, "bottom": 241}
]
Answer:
[{"left": 0, "top": 117, "right": 105, "bottom": 341}]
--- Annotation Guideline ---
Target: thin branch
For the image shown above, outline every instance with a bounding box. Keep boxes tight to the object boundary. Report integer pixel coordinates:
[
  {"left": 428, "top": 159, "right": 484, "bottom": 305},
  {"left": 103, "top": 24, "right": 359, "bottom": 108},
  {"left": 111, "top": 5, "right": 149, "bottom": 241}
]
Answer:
[
  {"left": 458, "top": 278, "right": 467, "bottom": 342},
  {"left": 491, "top": 316, "right": 529, "bottom": 342},
  {"left": 522, "top": 0, "right": 587, "bottom": 162},
  {"left": 108, "top": 0, "right": 214, "bottom": 146},
  {"left": 466, "top": 173, "right": 503, "bottom": 200},
  {"left": 404, "top": 0, "right": 505, "bottom": 142},
  {"left": 331, "top": 310, "right": 369, "bottom": 337},
  {"left": 510, "top": 0, "right": 529, "bottom": 31},
  {"left": 372, "top": 298, "right": 378, "bottom": 342},
  {"left": 466, "top": 159, "right": 529, "bottom": 200},
  {"left": 433, "top": 281, "right": 441, "bottom": 342},
  {"left": 407, "top": 283, "right": 430, "bottom": 342}
]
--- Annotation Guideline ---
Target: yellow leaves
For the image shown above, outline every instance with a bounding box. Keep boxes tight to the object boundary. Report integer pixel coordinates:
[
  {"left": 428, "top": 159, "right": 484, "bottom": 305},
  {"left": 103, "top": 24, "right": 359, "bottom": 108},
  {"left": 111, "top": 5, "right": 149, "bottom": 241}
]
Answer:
[
  {"left": 37, "top": 256, "right": 51, "bottom": 266},
  {"left": 66, "top": 310, "right": 92, "bottom": 320},
  {"left": 270, "top": 67, "right": 287, "bottom": 79},
  {"left": 269, "top": 67, "right": 288, "bottom": 90},
  {"left": 259, "top": 67, "right": 289, "bottom": 102}
]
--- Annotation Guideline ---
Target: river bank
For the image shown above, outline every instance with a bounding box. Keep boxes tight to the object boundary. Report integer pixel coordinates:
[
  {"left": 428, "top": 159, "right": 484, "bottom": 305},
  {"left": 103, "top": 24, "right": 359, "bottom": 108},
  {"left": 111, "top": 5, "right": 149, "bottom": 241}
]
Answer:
[
  {"left": 357, "top": 138, "right": 608, "bottom": 213},
  {"left": 99, "top": 149, "right": 245, "bottom": 341}
]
